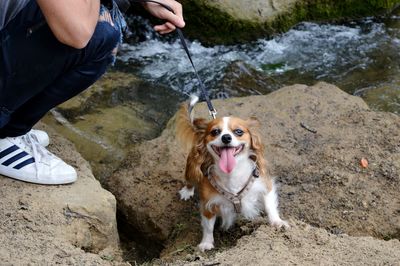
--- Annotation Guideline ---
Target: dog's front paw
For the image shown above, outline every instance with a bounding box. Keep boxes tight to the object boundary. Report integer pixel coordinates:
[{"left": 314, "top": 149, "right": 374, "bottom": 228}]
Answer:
[
  {"left": 179, "top": 186, "right": 194, "bottom": 200},
  {"left": 198, "top": 241, "right": 214, "bottom": 252},
  {"left": 270, "top": 219, "right": 290, "bottom": 229}
]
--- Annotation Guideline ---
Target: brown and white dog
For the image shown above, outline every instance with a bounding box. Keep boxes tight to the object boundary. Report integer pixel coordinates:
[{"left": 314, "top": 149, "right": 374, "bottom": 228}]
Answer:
[{"left": 176, "top": 96, "right": 289, "bottom": 251}]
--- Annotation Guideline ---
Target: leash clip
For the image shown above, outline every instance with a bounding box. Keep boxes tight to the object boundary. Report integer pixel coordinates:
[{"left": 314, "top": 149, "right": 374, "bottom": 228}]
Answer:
[
  {"left": 233, "top": 199, "right": 242, "bottom": 213},
  {"left": 209, "top": 109, "right": 217, "bottom": 120}
]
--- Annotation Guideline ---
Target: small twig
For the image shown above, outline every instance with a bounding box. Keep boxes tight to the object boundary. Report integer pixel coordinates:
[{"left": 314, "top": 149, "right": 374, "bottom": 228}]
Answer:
[
  {"left": 168, "top": 245, "right": 192, "bottom": 255},
  {"left": 63, "top": 205, "right": 97, "bottom": 221},
  {"left": 300, "top": 122, "right": 317, "bottom": 134}
]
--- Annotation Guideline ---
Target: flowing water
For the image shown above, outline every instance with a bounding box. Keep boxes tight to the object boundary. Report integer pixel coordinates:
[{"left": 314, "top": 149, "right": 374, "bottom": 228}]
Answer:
[{"left": 118, "top": 15, "right": 400, "bottom": 114}]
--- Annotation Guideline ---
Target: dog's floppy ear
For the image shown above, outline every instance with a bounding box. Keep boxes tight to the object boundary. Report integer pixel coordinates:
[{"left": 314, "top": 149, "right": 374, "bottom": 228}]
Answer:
[
  {"left": 247, "top": 116, "right": 261, "bottom": 127},
  {"left": 185, "top": 125, "right": 213, "bottom": 185},
  {"left": 246, "top": 117, "right": 262, "bottom": 150},
  {"left": 247, "top": 116, "right": 267, "bottom": 176},
  {"left": 193, "top": 118, "right": 208, "bottom": 132}
]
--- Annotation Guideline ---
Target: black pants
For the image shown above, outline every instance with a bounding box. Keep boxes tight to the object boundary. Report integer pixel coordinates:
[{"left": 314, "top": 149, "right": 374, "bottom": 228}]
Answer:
[{"left": 0, "top": 0, "right": 120, "bottom": 137}]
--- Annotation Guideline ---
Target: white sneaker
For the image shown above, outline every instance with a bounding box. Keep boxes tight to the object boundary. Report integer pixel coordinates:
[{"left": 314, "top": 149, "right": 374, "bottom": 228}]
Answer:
[
  {"left": 0, "top": 133, "right": 77, "bottom": 185},
  {"left": 28, "top": 129, "right": 50, "bottom": 147}
]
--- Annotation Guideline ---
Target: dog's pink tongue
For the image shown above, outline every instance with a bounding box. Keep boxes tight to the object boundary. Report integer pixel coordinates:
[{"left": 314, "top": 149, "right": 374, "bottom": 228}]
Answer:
[{"left": 219, "top": 147, "right": 236, "bottom": 173}]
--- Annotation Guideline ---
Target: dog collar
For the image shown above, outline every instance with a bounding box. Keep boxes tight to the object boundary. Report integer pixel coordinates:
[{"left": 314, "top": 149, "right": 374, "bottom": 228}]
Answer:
[{"left": 206, "top": 165, "right": 259, "bottom": 213}]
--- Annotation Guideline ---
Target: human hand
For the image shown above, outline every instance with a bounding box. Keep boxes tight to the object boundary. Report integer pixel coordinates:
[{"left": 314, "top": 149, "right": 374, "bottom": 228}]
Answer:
[{"left": 142, "top": 0, "right": 185, "bottom": 34}]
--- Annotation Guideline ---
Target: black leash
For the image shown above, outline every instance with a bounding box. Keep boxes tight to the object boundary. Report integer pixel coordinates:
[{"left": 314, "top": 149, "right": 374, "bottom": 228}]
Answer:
[
  {"left": 175, "top": 29, "right": 217, "bottom": 119},
  {"left": 131, "top": 0, "right": 217, "bottom": 119}
]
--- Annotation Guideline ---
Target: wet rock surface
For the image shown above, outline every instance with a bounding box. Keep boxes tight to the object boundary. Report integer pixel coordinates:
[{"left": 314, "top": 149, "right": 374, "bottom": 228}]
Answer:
[
  {"left": 105, "top": 82, "right": 400, "bottom": 263},
  {"left": 360, "top": 80, "right": 400, "bottom": 115},
  {"left": 43, "top": 71, "right": 182, "bottom": 182}
]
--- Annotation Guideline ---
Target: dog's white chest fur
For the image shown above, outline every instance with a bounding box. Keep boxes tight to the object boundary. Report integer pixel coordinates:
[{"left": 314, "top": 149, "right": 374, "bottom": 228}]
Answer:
[{"left": 205, "top": 160, "right": 268, "bottom": 229}]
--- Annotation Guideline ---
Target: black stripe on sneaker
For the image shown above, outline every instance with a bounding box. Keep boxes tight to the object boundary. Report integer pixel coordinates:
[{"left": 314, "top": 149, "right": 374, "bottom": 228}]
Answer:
[
  {"left": 13, "top": 158, "right": 35, "bottom": 169},
  {"left": 0, "top": 145, "right": 19, "bottom": 159},
  {"left": 2, "top": 151, "right": 29, "bottom": 166}
]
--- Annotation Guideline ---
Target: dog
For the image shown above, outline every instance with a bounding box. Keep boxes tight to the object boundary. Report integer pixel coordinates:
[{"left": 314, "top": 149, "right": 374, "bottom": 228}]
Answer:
[{"left": 176, "top": 96, "right": 289, "bottom": 251}]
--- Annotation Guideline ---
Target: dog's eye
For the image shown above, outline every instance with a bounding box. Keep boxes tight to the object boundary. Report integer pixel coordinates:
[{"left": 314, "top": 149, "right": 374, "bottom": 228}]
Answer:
[
  {"left": 234, "top": 128, "right": 244, "bottom": 136},
  {"left": 210, "top": 128, "right": 221, "bottom": 136}
]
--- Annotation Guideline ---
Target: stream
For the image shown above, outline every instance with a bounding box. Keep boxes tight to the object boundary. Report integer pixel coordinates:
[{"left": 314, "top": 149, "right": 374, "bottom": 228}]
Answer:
[{"left": 118, "top": 15, "right": 400, "bottom": 114}]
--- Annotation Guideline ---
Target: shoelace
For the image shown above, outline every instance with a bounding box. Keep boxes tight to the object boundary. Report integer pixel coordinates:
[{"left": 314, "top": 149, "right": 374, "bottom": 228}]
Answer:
[{"left": 21, "top": 134, "right": 54, "bottom": 179}]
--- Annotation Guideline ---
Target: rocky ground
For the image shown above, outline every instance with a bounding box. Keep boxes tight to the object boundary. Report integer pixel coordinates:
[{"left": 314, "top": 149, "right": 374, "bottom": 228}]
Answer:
[
  {"left": 180, "top": 220, "right": 400, "bottom": 265},
  {"left": 2, "top": 82, "right": 399, "bottom": 265},
  {"left": 106, "top": 82, "right": 400, "bottom": 264},
  {"left": 0, "top": 123, "right": 128, "bottom": 265}
]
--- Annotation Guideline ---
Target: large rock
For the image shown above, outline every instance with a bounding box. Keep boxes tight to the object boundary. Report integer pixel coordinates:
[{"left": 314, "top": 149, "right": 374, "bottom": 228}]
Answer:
[
  {"left": 177, "top": 0, "right": 400, "bottom": 44},
  {"left": 0, "top": 123, "right": 126, "bottom": 265},
  {"left": 198, "top": 0, "right": 298, "bottom": 22},
  {"left": 106, "top": 82, "right": 400, "bottom": 260}
]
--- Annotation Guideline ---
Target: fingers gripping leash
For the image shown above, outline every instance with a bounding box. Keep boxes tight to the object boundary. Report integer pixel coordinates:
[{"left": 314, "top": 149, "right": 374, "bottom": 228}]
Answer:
[{"left": 130, "top": 0, "right": 218, "bottom": 119}]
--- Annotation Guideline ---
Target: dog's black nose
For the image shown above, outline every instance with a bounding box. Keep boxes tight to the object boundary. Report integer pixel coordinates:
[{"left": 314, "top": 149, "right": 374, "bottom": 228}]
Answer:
[{"left": 221, "top": 134, "right": 232, "bottom": 144}]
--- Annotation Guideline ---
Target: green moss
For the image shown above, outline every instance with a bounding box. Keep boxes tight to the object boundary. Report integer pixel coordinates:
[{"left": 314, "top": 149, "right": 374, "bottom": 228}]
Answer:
[
  {"left": 179, "top": 0, "right": 265, "bottom": 45},
  {"left": 179, "top": 0, "right": 400, "bottom": 45},
  {"left": 261, "top": 62, "right": 287, "bottom": 72}
]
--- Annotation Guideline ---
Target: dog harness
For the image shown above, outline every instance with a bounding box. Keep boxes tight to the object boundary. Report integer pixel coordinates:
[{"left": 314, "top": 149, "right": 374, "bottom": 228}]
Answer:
[{"left": 206, "top": 165, "right": 260, "bottom": 213}]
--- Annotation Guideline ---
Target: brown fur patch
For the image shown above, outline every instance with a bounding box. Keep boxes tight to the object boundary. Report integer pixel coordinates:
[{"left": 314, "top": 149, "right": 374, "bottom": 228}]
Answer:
[{"left": 199, "top": 178, "right": 220, "bottom": 216}]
